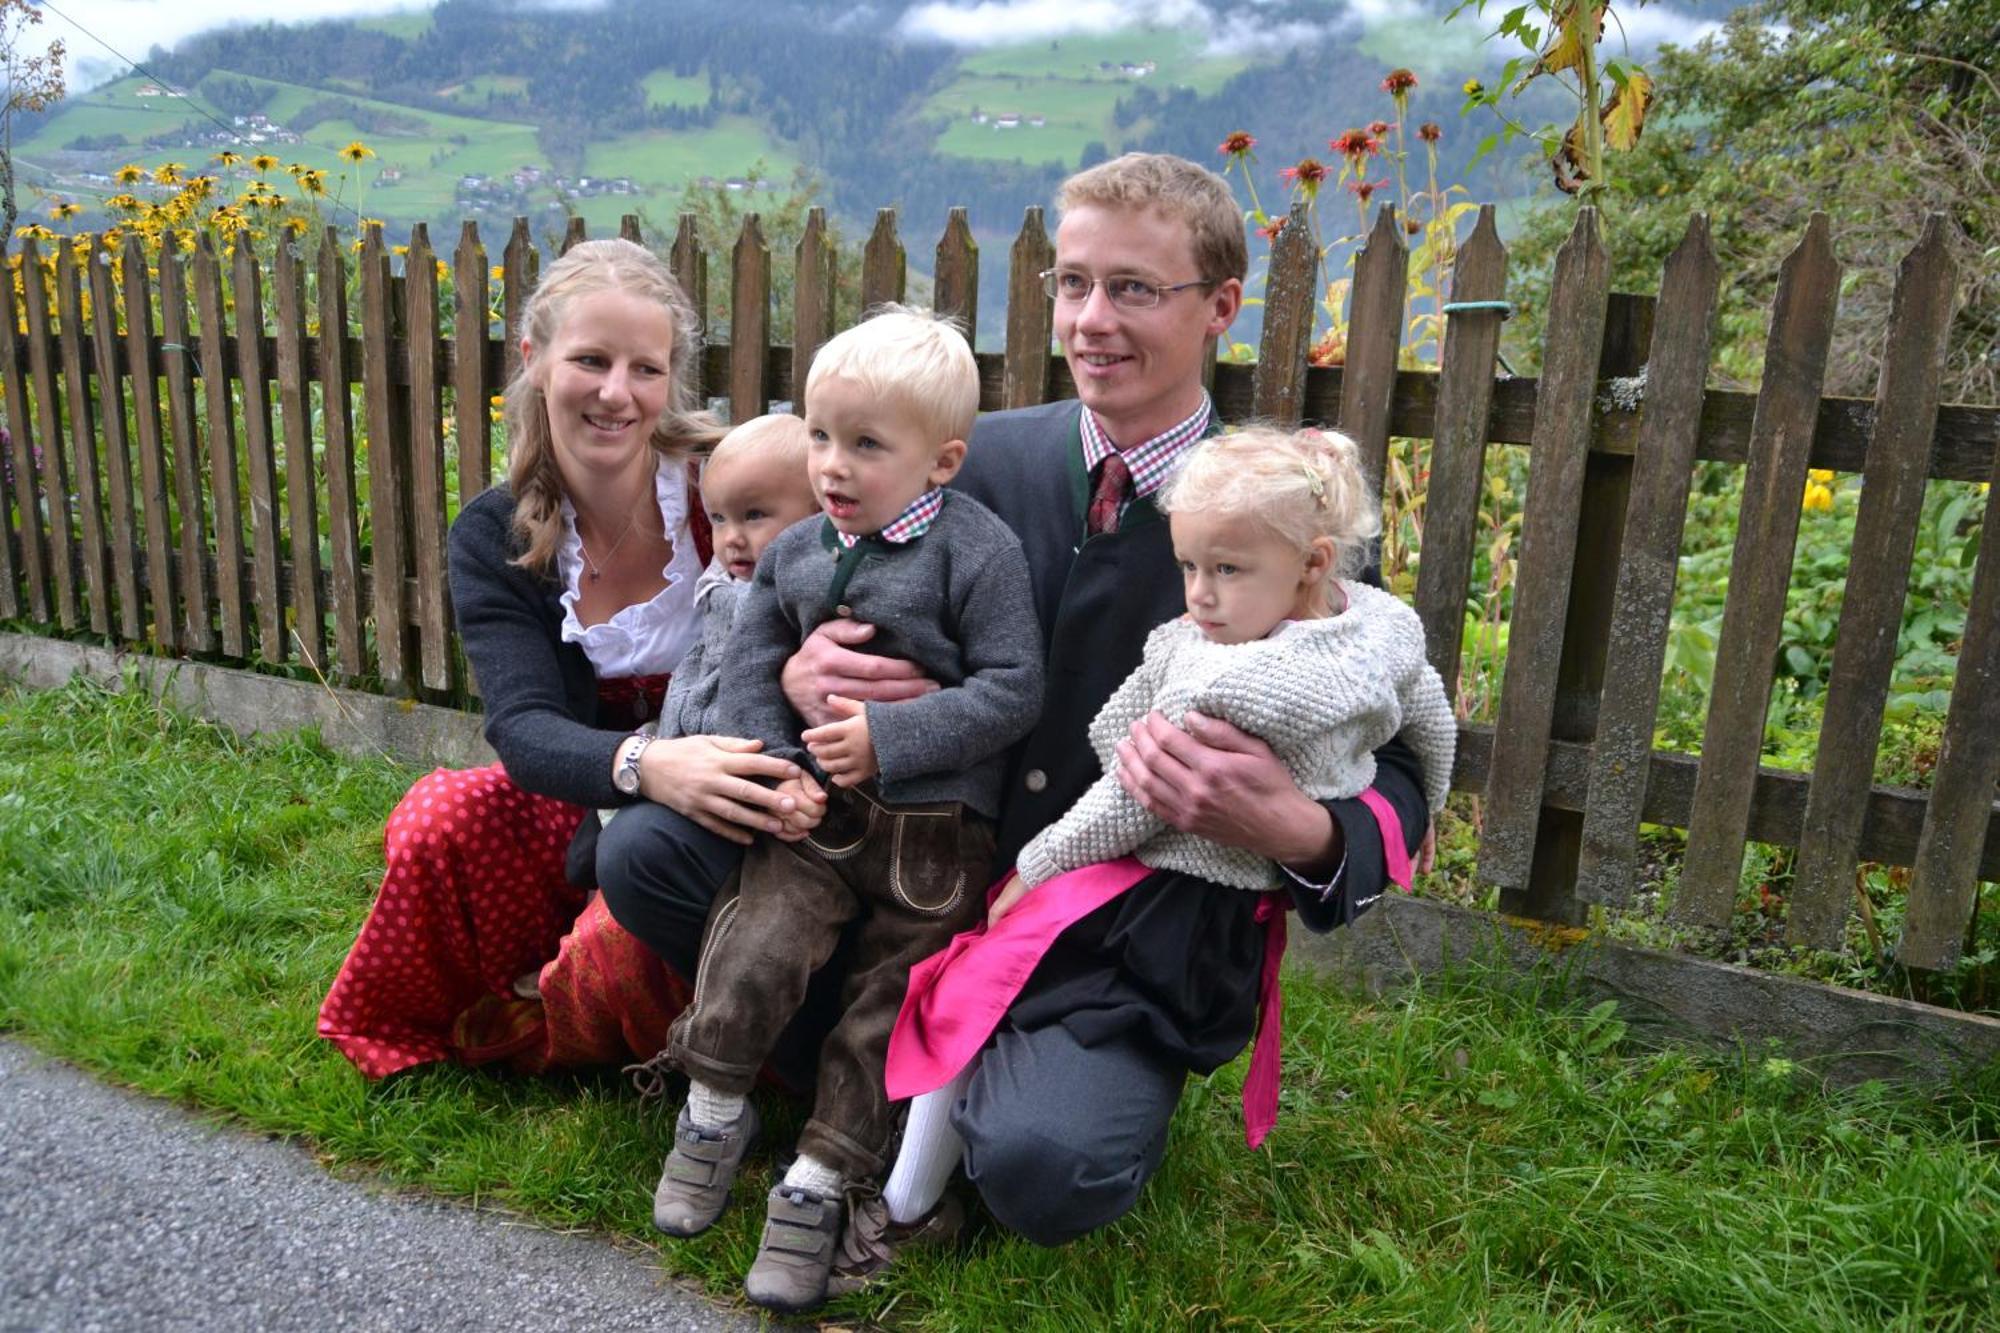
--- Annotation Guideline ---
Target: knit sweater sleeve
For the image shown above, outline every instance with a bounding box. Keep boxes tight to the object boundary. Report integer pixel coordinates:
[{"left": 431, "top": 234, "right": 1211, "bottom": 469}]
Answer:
[
  {"left": 1014, "top": 622, "right": 1180, "bottom": 888},
  {"left": 448, "top": 495, "right": 623, "bottom": 808},
  {"left": 1399, "top": 657, "right": 1457, "bottom": 814},
  {"left": 710, "top": 530, "right": 811, "bottom": 767}
]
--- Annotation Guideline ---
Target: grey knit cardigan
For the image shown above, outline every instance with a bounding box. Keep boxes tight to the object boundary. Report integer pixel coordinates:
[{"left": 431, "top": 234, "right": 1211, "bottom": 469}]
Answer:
[
  {"left": 1015, "top": 581, "right": 1456, "bottom": 892},
  {"left": 714, "top": 493, "right": 1045, "bottom": 819}
]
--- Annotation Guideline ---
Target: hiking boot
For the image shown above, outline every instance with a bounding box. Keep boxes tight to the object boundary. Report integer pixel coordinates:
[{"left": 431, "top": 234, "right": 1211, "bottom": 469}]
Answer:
[
  {"left": 825, "top": 1186, "right": 967, "bottom": 1297},
  {"left": 651, "top": 1102, "right": 759, "bottom": 1237},
  {"left": 743, "top": 1182, "right": 844, "bottom": 1314}
]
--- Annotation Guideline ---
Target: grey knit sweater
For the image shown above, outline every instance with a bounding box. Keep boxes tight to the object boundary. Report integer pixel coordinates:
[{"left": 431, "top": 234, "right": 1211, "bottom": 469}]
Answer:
[
  {"left": 1015, "top": 581, "right": 1456, "bottom": 892},
  {"left": 714, "top": 492, "right": 1045, "bottom": 818},
  {"left": 658, "top": 562, "right": 745, "bottom": 741}
]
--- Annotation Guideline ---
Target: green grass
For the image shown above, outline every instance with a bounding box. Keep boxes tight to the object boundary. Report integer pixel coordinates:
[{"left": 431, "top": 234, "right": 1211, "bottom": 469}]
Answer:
[
  {"left": 641, "top": 70, "right": 710, "bottom": 111},
  {"left": 440, "top": 74, "right": 530, "bottom": 108},
  {"left": 3, "top": 676, "right": 1997, "bottom": 1328}
]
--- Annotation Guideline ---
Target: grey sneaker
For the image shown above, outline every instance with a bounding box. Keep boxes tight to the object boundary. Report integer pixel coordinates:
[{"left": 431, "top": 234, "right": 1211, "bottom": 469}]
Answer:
[
  {"left": 743, "top": 1183, "right": 844, "bottom": 1314},
  {"left": 651, "top": 1102, "right": 759, "bottom": 1238},
  {"left": 825, "top": 1187, "right": 967, "bottom": 1297}
]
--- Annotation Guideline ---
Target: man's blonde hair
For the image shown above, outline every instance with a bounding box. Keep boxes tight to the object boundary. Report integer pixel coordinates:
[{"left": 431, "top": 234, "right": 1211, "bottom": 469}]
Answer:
[
  {"left": 805, "top": 304, "right": 979, "bottom": 445},
  {"left": 1058, "top": 153, "right": 1248, "bottom": 285}
]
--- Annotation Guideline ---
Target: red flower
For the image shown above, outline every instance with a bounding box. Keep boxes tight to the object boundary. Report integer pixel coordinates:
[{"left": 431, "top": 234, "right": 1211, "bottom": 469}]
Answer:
[
  {"left": 1368, "top": 119, "right": 1391, "bottom": 137},
  {"left": 1417, "top": 121, "right": 1442, "bottom": 143},
  {"left": 1381, "top": 69, "right": 1418, "bottom": 97},
  {"left": 1329, "top": 129, "right": 1380, "bottom": 162},
  {"left": 1218, "top": 130, "right": 1257, "bottom": 158},
  {"left": 1281, "top": 158, "right": 1329, "bottom": 197},
  {"left": 1347, "top": 178, "right": 1388, "bottom": 204},
  {"left": 1257, "top": 216, "right": 1286, "bottom": 242}
]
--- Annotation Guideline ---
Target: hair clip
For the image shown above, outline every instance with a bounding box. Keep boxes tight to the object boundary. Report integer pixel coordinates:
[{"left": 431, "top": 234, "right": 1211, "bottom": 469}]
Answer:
[{"left": 1300, "top": 462, "right": 1327, "bottom": 507}]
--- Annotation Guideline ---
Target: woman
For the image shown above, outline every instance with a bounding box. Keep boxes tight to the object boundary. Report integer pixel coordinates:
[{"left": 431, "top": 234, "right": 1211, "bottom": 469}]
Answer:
[{"left": 319, "top": 239, "right": 814, "bottom": 1079}]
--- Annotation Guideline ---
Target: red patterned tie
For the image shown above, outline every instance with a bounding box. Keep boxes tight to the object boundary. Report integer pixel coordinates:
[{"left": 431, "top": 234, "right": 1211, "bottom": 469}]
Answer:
[{"left": 1087, "top": 452, "right": 1132, "bottom": 536}]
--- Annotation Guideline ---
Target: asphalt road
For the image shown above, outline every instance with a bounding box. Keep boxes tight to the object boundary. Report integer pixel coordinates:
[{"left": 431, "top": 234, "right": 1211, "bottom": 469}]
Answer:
[{"left": 0, "top": 1040, "right": 753, "bottom": 1332}]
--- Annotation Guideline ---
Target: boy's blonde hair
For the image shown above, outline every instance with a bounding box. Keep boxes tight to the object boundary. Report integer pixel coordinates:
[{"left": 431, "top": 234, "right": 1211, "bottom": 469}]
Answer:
[
  {"left": 707, "top": 412, "right": 812, "bottom": 481},
  {"left": 804, "top": 304, "right": 979, "bottom": 445},
  {"left": 1158, "top": 425, "right": 1381, "bottom": 574},
  {"left": 1058, "top": 153, "right": 1248, "bottom": 286},
  {"left": 503, "top": 238, "right": 723, "bottom": 572}
]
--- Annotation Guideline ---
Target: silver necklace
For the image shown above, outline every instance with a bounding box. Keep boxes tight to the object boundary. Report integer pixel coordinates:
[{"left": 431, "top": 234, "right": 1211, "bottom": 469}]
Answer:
[{"left": 578, "top": 508, "right": 643, "bottom": 582}]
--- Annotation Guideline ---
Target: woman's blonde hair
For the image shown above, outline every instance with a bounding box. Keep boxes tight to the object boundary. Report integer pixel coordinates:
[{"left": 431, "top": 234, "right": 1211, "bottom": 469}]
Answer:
[
  {"left": 1157, "top": 424, "right": 1381, "bottom": 575},
  {"left": 503, "top": 238, "right": 725, "bottom": 572}
]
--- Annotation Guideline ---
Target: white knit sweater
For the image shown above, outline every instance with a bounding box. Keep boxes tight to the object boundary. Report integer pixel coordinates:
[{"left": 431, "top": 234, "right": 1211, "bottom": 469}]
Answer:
[{"left": 1014, "top": 582, "right": 1456, "bottom": 892}]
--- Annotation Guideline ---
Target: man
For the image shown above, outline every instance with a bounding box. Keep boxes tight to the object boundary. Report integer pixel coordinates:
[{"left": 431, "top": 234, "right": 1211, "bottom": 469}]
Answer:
[{"left": 783, "top": 152, "right": 1431, "bottom": 1252}]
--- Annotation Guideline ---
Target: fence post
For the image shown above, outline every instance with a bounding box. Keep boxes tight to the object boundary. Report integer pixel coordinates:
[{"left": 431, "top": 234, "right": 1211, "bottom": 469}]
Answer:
[
  {"left": 157, "top": 237, "right": 216, "bottom": 654},
  {"left": 502, "top": 217, "right": 536, "bottom": 384},
  {"left": 318, "top": 228, "right": 366, "bottom": 682},
  {"left": 120, "top": 235, "right": 176, "bottom": 652},
  {"left": 671, "top": 212, "right": 706, "bottom": 340},
  {"left": 273, "top": 238, "right": 325, "bottom": 674},
  {"left": 23, "top": 237, "right": 79, "bottom": 631},
  {"left": 1250, "top": 198, "right": 1317, "bottom": 428},
  {"left": 793, "top": 207, "right": 836, "bottom": 407},
  {"left": 231, "top": 239, "right": 286, "bottom": 665},
  {"left": 0, "top": 248, "right": 45, "bottom": 623},
  {"left": 192, "top": 233, "right": 247, "bottom": 658},
  {"left": 861, "top": 209, "right": 905, "bottom": 309},
  {"left": 1338, "top": 204, "right": 1411, "bottom": 493},
  {"left": 1003, "top": 206, "right": 1054, "bottom": 409},
  {"left": 55, "top": 242, "right": 109, "bottom": 636},
  {"left": 87, "top": 238, "right": 142, "bottom": 642},
  {"left": 561, "top": 215, "right": 587, "bottom": 254},
  {"left": 452, "top": 220, "right": 493, "bottom": 503},
  {"left": 935, "top": 206, "right": 978, "bottom": 338},
  {"left": 361, "top": 223, "right": 414, "bottom": 692},
  {"left": 729, "top": 214, "right": 771, "bottom": 424},
  {"left": 406, "top": 223, "right": 453, "bottom": 694},
  {"left": 1477, "top": 207, "right": 1613, "bottom": 917},
  {"left": 1787, "top": 216, "right": 1958, "bottom": 949}
]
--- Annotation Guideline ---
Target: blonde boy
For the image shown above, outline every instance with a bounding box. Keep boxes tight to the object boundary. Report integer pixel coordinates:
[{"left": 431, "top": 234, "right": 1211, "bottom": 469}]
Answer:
[{"left": 656, "top": 307, "right": 1044, "bottom": 1314}]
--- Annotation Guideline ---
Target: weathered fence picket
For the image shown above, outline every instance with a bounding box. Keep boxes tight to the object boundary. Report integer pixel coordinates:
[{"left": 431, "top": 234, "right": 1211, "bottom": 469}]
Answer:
[
  {"left": 274, "top": 239, "right": 324, "bottom": 673},
  {"left": 1575, "top": 216, "right": 1721, "bottom": 904},
  {"left": 234, "top": 241, "right": 286, "bottom": 664},
  {"left": 669, "top": 213, "right": 705, "bottom": 342},
  {"left": 317, "top": 230, "right": 366, "bottom": 681},
  {"left": 1250, "top": 199, "right": 1316, "bottom": 428},
  {"left": 1478, "top": 208, "right": 1611, "bottom": 893},
  {"left": 934, "top": 207, "right": 978, "bottom": 338},
  {"left": 793, "top": 207, "right": 836, "bottom": 406},
  {"left": 87, "top": 241, "right": 142, "bottom": 642},
  {"left": 23, "top": 239, "right": 79, "bottom": 631},
  {"left": 1675, "top": 215, "right": 1843, "bottom": 930},
  {"left": 0, "top": 257, "right": 43, "bottom": 622},
  {"left": 1338, "top": 206, "right": 1411, "bottom": 493},
  {"left": 1002, "top": 206, "right": 1054, "bottom": 410},
  {"left": 361, "top": 224, "right": 412, "bottom": 689},
  {"left": 406, "top": 224, "right": 454, "bottom": 693},
  {"left": 157, "top": 241, "right": 215, "bottom": 654},
  {"left": 729, "top": 214, "right": 771, "bottom": 423},
  {"left": 120, "top": 236, "right": 176, "bottom": 652},
  {"left": 453, "top": 222, "right": 492, "bottom": 504},
  {"left": 55, "top": 244, "right": 109, "bottom": 636},
  {"left": 1413, "top": 205, "right": 1507, "bottom": 697},
  {"left": 1788, "top": 216, "right": 1959, "bottom": 949},
  {"left": 861, "top": 209, "right": 905, "bottom": 310},
  {"left": 193, "top": 234, "right": 248, "bottom": 658}
]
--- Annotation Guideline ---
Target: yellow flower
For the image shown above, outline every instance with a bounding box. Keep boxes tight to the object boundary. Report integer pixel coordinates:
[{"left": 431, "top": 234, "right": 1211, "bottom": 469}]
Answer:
[
  {"left": 436, "top": 259, "right": 450, "bottom": 283},
  {"left": 339, "top": 140, "right": 376, "bottom": 163},
  {"left": 251, "top": 153, "right": 281, "bottom": 173},
  {"left": 1463, "top": 78, "right": 1485, "bottom": 96},
  {"left": 285, "top": 161, "right": 306, "bottom": 178},
  {"left": 214, "top": 150, "right": 243, "bottom": 169},
  {"left": 49, "top": 201, "right": 81, "bottom": 220},
  {"left": 13, "top": 223, "right": 55, "bottom": 242},
  {"left": 489, "top": 264, "right": 505, "bottom": 283},
  {"left": 1802, "top": 482, "right": 1834, "bottom": 513},
  {"left": 284, "top": 216, "right": 310, "bottom": 238},
  {"left": 115, "top": 163, "right": 145, "bottom": 185},
  {"left": 1808, "top": 468, "right": 1834, "bottom": 483},
  {"left": 154, "top": 162, "right": 186, "bottom": 185},
  {"left": 298, "top": 169, "right": 327, "bottom": 196},
  {"left": 106, "top": 193, "right": 141, "bottom": 212}
]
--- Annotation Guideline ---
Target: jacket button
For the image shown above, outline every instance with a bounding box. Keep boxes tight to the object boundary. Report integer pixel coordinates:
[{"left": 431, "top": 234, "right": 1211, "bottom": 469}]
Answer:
[
  {"left": 1024, "top": 768, "right": 1048, "bottom": 793},
  {"left": 835, "top": 603, "right": 853, "bottom": 618}
]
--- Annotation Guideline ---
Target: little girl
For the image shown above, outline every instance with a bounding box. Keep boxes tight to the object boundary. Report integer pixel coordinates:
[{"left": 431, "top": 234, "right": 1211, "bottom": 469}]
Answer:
[{"left": 877, "top": 424, "right": 1454, "bottom": 1233}]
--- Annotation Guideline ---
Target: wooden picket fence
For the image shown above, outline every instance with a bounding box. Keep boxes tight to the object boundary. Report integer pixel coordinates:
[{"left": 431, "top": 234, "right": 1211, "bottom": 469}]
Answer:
[{"left": 3, "top": 200, "right": 1998, "bottom": 977}]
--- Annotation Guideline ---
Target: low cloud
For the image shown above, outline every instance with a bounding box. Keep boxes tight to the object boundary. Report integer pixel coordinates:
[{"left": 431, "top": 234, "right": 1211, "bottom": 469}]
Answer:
[
  {"left": 41, "top": 1, "right": 429, "bottom": 88},
  {"left": 1605, "top": 5, "right": 1724, "bottom": 52},
  {"left": 896, "top": 0, "right": 1469, "bottom": 55}
]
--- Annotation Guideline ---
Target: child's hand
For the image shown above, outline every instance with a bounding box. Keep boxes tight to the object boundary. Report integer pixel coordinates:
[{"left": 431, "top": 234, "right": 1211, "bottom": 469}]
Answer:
[
  {"left": 1417, "top": 819, "right": 1437, "bottom": 876},
  {"left": 772, "top": 773, "right": 826, "bottom": 840},
  {"left": 986, "top": 872, "right": 1030, "bottom": 927},
  {"left": 801, "top": 694, "right": 879, "bottom": 787}
]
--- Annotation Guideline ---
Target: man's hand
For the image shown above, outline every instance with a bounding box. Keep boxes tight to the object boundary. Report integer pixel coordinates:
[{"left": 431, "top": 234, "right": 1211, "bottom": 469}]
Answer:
[
  {"left": 987, "top": 871, "right": 1030, "bottom": 927},
  {"left": 772, "top": 772, "right": 827, "bottom": 841},
  {"left": 1114, "top": 710, "right": 1340, "bottom": 873},
  {"left": 781, "top": 619, "right": 938, "bottom": 728},
  {"left": 802, "top": 695, "right": 880, "bottom": 787}
]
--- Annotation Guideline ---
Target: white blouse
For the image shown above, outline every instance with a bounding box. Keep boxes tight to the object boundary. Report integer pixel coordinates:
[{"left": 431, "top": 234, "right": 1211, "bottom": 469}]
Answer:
[{"left": 555, "top": 460, "right": 703, "bottom": 679}]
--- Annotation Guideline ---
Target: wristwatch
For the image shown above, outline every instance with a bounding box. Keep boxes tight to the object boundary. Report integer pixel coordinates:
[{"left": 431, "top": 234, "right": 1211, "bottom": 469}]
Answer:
[{"left": 613, "top": 734, "right": 654, "bottom": 797}]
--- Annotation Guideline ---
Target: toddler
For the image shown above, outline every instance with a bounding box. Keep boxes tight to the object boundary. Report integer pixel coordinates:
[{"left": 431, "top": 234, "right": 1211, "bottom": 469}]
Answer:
[
  {"left": 883, "top": 424, "right": 1455, "bottom": 1216},
  {"left": 655, "top": 307, "right": 1044, "bottom": 1314}
]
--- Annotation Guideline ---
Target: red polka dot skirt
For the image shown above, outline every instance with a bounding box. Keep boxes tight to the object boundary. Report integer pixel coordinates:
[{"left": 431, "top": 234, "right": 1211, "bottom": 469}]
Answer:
[{"left": 318, "top": 761, "right": 691, "bottom": 1080}]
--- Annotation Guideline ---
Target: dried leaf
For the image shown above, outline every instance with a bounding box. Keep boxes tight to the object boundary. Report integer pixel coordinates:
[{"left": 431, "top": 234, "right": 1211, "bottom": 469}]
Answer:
[
  {"left": 1517, "top": 0, "right": 1606, "bottom": 88},
  {"left": 1601, "top": 68, "right": 1654, "bottom": 151},
  {"left": 1551, "top": 116, "right": 1591, "bottom": 194}
]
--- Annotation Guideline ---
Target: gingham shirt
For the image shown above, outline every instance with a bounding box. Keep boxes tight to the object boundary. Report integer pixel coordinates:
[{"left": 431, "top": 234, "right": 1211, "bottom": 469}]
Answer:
[
  {"left": 1078, "top": 394, "right": 1214, "bottom": 509},
  {"left": 834, "top": 486, "right": 945, "bottom": 549}
]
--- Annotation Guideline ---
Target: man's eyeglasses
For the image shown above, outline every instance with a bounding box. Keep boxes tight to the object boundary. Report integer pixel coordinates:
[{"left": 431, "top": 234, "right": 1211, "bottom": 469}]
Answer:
[{"left": 1040, "top": 269, "right": 1215, "bottom": 310}]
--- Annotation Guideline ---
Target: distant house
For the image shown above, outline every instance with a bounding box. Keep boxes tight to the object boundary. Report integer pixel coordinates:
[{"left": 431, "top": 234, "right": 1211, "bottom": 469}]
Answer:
[
  {"left": 971, "top": 110, "right": 989, "bottom": 125},
  {"left": 994, "top": 114, "right": 1021, "bottom": 129},
  {"left": 135, "top": 84, "right": 163, "bottom": 98},
  {"left": 1028, "top": 115, "right": 1046, "bottom": 128},
  {"left": 1119, "top": 61, "right": 1157, "bottom": 77},
  {"left": 724, "top": 178, "right": 750, "bottom": 191}
]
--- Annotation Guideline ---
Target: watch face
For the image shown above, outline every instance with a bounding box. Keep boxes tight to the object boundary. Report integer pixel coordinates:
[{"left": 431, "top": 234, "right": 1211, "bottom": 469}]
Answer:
[{"left": 615, "top": 768, "right": 640, "bottom": 796}]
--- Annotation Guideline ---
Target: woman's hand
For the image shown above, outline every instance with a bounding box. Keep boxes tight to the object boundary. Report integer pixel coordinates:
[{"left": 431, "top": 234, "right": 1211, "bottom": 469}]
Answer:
[
  {"left": 781, "top": 619, "right": 938, "bottom": 728},
  {"left": 986, "top": 872, "right": 1030, "bottom": 927},
  {"left": 638, "top": 734, "right": 814, "bottom": 846}
]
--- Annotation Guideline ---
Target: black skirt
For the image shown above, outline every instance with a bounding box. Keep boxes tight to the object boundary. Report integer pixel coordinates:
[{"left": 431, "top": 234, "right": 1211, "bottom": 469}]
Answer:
[{"left": 1005, "top": 868, "right": 1265, "bottom": 1075}]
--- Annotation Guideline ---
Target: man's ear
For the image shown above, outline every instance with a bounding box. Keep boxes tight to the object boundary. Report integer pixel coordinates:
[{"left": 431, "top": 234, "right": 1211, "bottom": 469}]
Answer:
[
  {"left": 1205, "top": 276, "right": 1245, "bottom": 338},
  {"left": 929, "top": 438, "right": 968, "bottom": 486}
]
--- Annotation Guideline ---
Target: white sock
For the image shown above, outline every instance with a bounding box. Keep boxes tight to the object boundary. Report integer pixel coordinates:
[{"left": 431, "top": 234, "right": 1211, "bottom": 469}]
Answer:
[
  {"left": 782, "top": 1152, "right": 843, "bottom": 1197},
  {"left": 687, "top": 1080, "right": 745, "bottom": 1130},
  {"left": 883, "top": 1068, "right": 972, "bottom": 1225}
]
